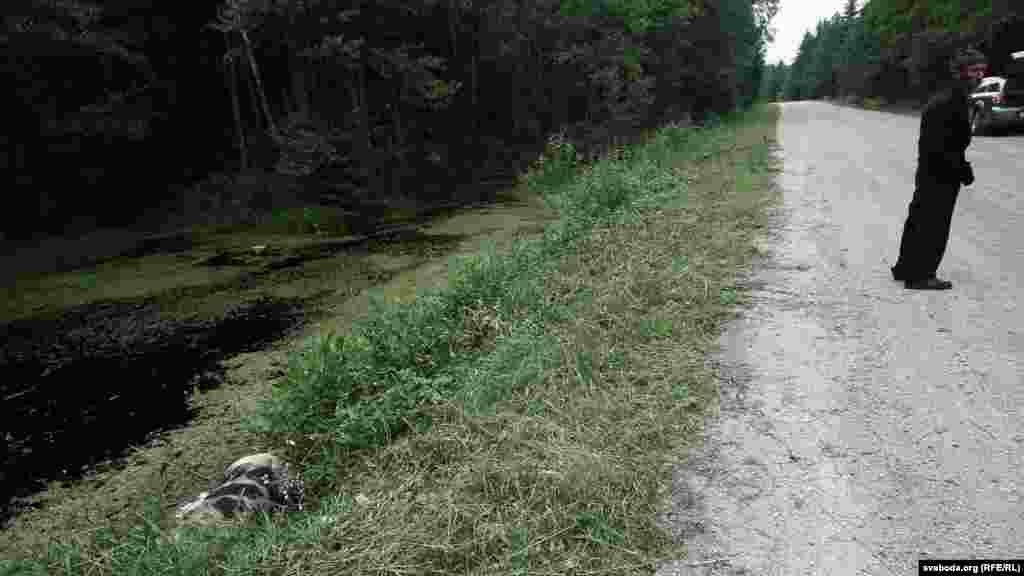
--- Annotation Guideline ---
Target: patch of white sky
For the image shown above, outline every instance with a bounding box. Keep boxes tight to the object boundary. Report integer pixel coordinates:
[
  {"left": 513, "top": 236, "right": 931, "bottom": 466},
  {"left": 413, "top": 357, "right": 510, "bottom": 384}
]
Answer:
[{"left": 764, "top": 0, "right": 859, "bottom": 66}]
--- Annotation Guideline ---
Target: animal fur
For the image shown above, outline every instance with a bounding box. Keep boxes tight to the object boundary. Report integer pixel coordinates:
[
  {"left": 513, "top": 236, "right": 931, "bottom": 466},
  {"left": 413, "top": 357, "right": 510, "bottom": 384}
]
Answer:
[{"left": 175, "top": 452, "right": 304, "bottom": 529}]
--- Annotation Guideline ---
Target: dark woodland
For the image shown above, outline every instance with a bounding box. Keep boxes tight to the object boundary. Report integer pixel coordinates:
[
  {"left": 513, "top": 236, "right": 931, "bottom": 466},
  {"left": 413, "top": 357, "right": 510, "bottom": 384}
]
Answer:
[{"left": 4, "top": 0, "right": 778, "bottom": 242}]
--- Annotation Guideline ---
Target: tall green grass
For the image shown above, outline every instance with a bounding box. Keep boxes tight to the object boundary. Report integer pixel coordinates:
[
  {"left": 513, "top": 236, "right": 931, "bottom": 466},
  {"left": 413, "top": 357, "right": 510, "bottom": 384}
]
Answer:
[{"left": 1, "top": 105, "right": 780, "bottom": 576}]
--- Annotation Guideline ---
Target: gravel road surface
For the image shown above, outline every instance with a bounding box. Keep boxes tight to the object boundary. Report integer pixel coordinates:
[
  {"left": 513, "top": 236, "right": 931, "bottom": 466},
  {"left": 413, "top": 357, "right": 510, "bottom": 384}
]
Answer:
[{"left": 658, "top": 101, "right": 1024, "bottom": 575}]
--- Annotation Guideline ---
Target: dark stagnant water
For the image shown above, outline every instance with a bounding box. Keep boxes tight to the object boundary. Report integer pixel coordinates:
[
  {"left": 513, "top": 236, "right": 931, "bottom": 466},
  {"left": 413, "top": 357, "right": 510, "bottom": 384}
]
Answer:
[{"left": 0, "top": 294, "right": 306, "bottom": 526}]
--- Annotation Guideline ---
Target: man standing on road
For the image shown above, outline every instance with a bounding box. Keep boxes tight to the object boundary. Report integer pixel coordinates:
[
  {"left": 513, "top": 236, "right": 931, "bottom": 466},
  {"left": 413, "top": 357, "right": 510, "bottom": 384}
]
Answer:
[{"left": 891, "top": 47, "right": 988, "bottom": 290}]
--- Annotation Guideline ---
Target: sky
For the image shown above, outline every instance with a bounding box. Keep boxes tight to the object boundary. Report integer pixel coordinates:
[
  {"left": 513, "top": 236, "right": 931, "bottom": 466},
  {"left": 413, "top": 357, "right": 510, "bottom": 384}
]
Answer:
[{"left": 764, "top": 0, "right": 858, "bottom": 66}]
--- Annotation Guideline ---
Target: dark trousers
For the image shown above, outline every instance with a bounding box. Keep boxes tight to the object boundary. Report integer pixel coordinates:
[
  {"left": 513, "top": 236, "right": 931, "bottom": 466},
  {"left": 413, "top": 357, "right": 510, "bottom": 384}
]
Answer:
[{"left": 892, "top": 173, "right": 961, "bottom": 281}]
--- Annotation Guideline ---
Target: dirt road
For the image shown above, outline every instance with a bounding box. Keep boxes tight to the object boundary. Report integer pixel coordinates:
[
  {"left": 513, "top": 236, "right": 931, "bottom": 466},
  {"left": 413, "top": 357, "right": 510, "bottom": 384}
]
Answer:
[{"left": 659, "top": 102, "right": 1024, "bottom": 574}]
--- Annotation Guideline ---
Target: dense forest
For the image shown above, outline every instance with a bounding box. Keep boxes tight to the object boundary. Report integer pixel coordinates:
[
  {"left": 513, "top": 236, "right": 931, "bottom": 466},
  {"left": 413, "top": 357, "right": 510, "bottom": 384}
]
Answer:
[
  {"left": 761, "top": 0, "right": 1024, "bottom": 105},
  {"left": 4, "top": 0, "right": 778, "bottom": 241}
]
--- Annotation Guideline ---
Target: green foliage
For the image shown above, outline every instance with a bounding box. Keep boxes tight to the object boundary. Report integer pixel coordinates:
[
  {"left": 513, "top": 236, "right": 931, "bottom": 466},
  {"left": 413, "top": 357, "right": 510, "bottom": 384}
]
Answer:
[
  {"left": 249, "top": 331, "right": 370, "bottom": 438},
  {"left": 697, "top": 0, "right": 769, "bottom": 110},
  {"left": 861, "top": 0, "right": 997, "bottom": 45},
  {"left": 11, "top": 0, "right": 783, "bottom": 212},
  {"left": 456, "top": 321, "right": 561, "bottom": 416},
  {"left": 861, "top": 96, "right": 886, "bottom": 109},
  {"left": 250, "top": 210, "right": 553, "bottom": 455},
  {"left": 657, "top": 122, "right": 695, "bottom": 151},
  {"left": 781, "top": 0, "right": 1021, "bottom": 103},
  {"left": 759, "top": 60, "right": 789, "bottom": 101},
  {"left": 563, "top": 161, "right": 639, "bottom": 220},
  {"left": 838, "top": 8, "right": 882, "bottom": 97},
  {"left": 809, "top": 15, "right": 845, "bottom": 98},
  {"left": 249, "top": 115, "right": 705, "bottom": 458},
  {"left": 519, "top": 132, "right": 582, "bottom": 195},
  {"left": 268, "top": 205, "right": 341, "bottom": 235},
  {"left": 784, "top": 31, "right": 816, "bottom": 100},
  {"left": 558, "top": 0, "right": 697, "bottom": 34},
  {"left": 1, "top": 105, "right": 780, "bottom": 576},
  {"left": 783, "top": 6, "right": 883, "bottom": 102},
  {"left": 6, "top": 493, "right": 360, "bottom": 576},
  {"left": 575, "top": 510, "right": 626, "bottom": 546},
  {"left": 6, "top": 0, "right": 155, "bottom": 139}
]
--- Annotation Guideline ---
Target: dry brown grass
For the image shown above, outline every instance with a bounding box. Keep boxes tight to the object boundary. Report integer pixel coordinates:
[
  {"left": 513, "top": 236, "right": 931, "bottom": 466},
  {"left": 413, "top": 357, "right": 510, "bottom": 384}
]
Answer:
[
  {"left": 248, "top": 106, "right": 782, "bottom": 575},
  {"left": 1, "top": 105, "right": 781, "bottom": 575}
]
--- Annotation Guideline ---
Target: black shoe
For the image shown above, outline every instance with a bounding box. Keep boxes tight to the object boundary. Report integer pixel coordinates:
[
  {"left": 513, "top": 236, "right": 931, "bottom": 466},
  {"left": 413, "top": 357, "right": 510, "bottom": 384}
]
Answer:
[
  {"left": 891, "top": 266, "right": 906, "bottom": 282},
  {"left": 904, "top": 277, "right": 952, "bottom": 290}
]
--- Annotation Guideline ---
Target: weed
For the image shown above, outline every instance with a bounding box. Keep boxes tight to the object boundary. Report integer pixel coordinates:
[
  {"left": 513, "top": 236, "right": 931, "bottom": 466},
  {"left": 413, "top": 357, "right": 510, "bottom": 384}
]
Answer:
[
  {"left": 5, "top": 104, "right": 781, "bottom": 575},
  {"left": 518, "top": 130, "right": 581, "bottom": 194},
  {"left": 267, "top": 205, "right": 348, "bottom": 236},
  {"left": 720, "top": 286, "right": 739, "bottom": 306},
  {"left": 68, "top": 271, "right": 99, "bottom": 291}
]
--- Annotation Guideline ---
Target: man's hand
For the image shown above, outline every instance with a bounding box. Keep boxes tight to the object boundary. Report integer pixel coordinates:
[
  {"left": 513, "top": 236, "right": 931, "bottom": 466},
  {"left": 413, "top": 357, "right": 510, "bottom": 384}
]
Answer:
[{"left": 961, "top": 161, "right": 975, "bottom": 186}]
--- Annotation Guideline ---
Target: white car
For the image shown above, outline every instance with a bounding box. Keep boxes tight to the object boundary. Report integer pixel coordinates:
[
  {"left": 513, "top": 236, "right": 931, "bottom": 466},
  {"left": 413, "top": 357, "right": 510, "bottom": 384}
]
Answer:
[{"left": 969, "top": 52, "right": 1024, "bottom": 135}]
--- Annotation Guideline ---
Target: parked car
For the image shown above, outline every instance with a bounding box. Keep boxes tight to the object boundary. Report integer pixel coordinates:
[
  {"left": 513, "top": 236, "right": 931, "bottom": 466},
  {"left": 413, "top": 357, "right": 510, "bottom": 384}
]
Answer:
[{"left": 969, "top": 51, "right": 1024, "bottom": 135}]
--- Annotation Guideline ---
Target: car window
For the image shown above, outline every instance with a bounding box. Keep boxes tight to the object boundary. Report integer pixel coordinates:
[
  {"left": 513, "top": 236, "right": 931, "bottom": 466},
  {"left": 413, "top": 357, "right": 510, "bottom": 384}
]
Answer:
[{"left": 975, "top": 82, "right": 996, "bottom": 94}]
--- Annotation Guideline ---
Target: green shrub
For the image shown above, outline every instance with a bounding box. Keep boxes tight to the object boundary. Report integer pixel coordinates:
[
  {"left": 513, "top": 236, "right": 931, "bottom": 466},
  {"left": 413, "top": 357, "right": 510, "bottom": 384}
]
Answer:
[
  {"left": 862, "top": 96, "right": 886, "bottom": 110},
  {"left": 518, "top": 131, "right": 581, "bottom": 193}
]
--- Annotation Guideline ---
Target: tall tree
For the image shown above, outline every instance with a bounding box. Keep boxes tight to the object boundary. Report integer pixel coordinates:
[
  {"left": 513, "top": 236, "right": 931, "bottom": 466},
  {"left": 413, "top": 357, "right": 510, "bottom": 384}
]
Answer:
[
  {"left": 4, "top": 0, "right": 788, "bottom": 238},
  {"left": 785, "top": 31, "right": 816, "bottom": 100},
  {"left": 760, "top": 60, "right": 788, "bottom": 101},
  {"left": 837, "top": 1, "right": 882, "bottom": 99},
  {"left": 859, "top": 0, "right": 1023, "bottom": 100}
]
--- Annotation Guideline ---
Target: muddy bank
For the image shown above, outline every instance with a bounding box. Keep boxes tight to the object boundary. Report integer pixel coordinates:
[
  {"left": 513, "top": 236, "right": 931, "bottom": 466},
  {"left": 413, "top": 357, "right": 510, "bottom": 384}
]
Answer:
[
  {"left": 0, "top": 293, "right": 306, "bottom": 522},
  {"left": 0, "top": 170, "right": 565, "bottom": 542},
  {"left": 0, "top": 218, "right": 475, "bottom": 526}
]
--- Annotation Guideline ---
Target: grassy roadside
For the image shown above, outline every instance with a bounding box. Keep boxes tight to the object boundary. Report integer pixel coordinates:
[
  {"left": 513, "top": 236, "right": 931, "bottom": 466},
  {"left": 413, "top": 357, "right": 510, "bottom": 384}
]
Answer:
[{"left": 2, "top": 104, "right": 781, "bottom": 575}]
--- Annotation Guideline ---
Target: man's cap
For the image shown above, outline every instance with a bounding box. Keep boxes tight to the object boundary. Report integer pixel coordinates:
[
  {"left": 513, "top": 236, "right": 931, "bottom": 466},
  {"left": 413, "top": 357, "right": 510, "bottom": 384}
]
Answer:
[{"left": 950, "top": 47, "right": 988, "bottom": 71}]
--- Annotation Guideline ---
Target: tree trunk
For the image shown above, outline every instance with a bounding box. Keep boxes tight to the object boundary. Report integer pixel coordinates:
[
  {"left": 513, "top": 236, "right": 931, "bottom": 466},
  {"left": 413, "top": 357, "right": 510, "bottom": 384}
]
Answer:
[
  {"left": 354, "top": 2, "right": 372, "bottom": 190},
  {"left": 392, "top": 78, "right": 405, "bottom": 198},
  {"left": 349, "top": 82, "right": 359, "bottom": 116},
  {"left": 449, "top": 0, "right": 458, "bottom": 59},
  {"left": 286, "top": 8, "right": 309, "bottom": 121},
  {"left": 312, "top": 60, "right": 322, "bottom": 125},
  {"left": 280, "top": 87, "right": 291, "bottom": 118},
  {"left": 471, "top": 51, "right": 478, "bottom": 112},
  {"left": 241, "top": 30, "right": 278, "bottom": 136},
  {"left": 335, "top": 65, "right": 348, "bottom": 131},
  {"left": 244, "top": 50, "right": 261, "bottom": 132},
  {"left": 535, "top": 37, "right": 546, "bottom": 135},
  {"left": 470, "top": 11, "right": 481, "bottom": 186},
  {"left": 290, "top": 56, "right": 309, "bottom": 120},
  {"left": 518, "top": 0, "right": 542, "bottom": 143},
  {"left": 227, "top": 48, "right": 247, "bottom": 170}
]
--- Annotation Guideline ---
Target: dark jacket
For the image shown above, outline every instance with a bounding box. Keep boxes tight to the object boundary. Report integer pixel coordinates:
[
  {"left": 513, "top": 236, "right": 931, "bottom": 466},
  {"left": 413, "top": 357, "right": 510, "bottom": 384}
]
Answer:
[{"left": 916, "top": 83, "right": 971, "bottom": 184}]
